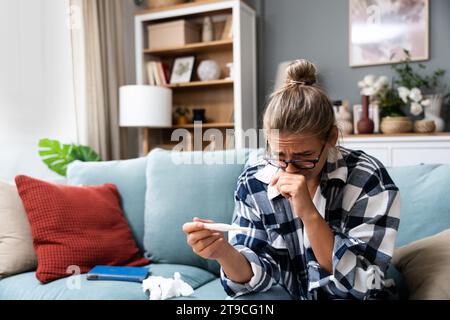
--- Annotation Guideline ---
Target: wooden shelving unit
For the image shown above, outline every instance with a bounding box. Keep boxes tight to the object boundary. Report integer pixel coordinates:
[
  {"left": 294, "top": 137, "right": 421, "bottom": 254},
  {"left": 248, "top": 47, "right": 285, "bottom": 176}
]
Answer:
[
  {"left": 135, "top": 0, "right": 256, "bottom": 154},
  {"left": 143, "top": 39, "right": 233, "bottom": 56},
  {"left": 163, "top": 79, "right": 233, "bottom": 89}
]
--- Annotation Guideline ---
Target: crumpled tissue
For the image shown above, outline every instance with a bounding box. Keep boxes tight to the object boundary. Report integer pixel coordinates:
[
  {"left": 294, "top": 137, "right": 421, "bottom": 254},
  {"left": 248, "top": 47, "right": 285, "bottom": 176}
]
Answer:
[{"left": 142, "top": 272, "right": 194, "bottom": 300}]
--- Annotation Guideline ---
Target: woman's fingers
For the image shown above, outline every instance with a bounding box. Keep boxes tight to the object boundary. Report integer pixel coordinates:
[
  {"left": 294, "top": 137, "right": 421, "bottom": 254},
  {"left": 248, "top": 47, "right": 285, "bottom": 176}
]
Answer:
[
  {"left": 195, "top": 234, "right": 222, "bottom": 252},
  {"left": 193, "top": 217, "right": 215, "bottom": 224},
  {"left": 187, "top": 230, "right": 219, "bottom": 245},
  {"left": 198, "top": 237, "right": 225, "bottom": 257},
  {"left": 182, "top": 221, "right": 205, "bottom": 234}
]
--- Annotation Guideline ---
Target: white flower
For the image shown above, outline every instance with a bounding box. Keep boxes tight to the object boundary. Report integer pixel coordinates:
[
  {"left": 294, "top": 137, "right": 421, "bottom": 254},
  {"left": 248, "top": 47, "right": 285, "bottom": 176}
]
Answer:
[
  {"left": 398, "top": 87, "right": 410, "bottom": 104},
  {"left": 409, "top": 88, "right": 423, "bottom": 103},
  {"left": 410, "top": 102, "right": 423, "bottom": 116},
  {"left": 358, "top": 80, "right": 366, "bottom": 88},
  {"left": 378, "top": 76, "right": 389, "bottom": 86},
  {"left": 421, "top": 99, "right": 431, "bottom": 107},
  {"left": 362, "top": 87, "right": 376, "bottom": 96},
  {"left": 364, "top": 75, "right": 376, "bottom": 86}
]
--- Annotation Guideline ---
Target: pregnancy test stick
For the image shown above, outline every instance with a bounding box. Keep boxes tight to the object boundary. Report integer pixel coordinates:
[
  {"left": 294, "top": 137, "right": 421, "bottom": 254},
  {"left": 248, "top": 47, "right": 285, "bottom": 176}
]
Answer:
[{"left": 203, "top": 223, "right": 251, "bottom": 233}]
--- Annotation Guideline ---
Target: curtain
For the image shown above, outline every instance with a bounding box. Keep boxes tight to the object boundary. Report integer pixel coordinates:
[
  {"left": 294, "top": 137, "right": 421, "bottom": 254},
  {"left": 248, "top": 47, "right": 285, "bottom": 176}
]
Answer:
[{"left": 70, "top": 0, "right": 128, "bottom": 160}]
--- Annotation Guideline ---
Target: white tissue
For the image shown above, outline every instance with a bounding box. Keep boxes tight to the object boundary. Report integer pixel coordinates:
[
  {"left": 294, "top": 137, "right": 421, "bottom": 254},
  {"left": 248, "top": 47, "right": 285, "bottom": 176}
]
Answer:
[{"left": 142, "top": 272, "right": 194, "bottom": 300}]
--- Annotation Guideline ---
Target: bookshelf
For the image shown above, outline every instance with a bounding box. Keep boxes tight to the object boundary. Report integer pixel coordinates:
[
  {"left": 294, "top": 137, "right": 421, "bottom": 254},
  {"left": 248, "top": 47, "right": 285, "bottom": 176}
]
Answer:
[{"left": 134, "top": 0, "right": 257, "bottom": 154}]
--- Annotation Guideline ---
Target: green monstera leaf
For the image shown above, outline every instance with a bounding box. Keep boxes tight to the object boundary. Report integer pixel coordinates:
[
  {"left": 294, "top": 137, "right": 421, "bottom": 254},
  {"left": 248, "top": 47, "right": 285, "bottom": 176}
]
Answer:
[{"left": 38, "top": 139, "right": 101, "bottom": 177}]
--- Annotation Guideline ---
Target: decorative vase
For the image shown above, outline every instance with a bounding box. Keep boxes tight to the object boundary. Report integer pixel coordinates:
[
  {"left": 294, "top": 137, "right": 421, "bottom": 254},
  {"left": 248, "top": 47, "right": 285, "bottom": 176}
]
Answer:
[
  {"left": 380, "top": 117, "right": 413, "bottom": 134},
  {"left": 357, "top": 95, "right": 374, "bottom": 134},
  {"left": 192, "top": 109, "right": 206, "bottom": 123},
  {"left": 145, "top": 0, "right": 185, "bottom": 9},
  {"left": 334, "top": 101, "right": 353, "bottom": 135},
  {"left": 202, "top": 16, "right": 214, "bottom": 42},
  {"left": 424, "top": 94, "right": 445, "bottom": 132},
  {"left": 197, "top": 60, "right": 221, "bottom": 81}
]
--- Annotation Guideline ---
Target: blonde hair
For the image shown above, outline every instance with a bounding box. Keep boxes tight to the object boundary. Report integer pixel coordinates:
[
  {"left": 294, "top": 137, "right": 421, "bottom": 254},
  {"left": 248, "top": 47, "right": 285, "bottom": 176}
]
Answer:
[{"left": 263, "top": 59, "right": 336, "bottom": 141}]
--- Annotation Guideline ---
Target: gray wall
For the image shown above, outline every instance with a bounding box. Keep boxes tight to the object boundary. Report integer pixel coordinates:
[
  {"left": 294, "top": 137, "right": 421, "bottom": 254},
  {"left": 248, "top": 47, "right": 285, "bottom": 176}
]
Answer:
[{"left": 255, "top": 0, "right": 450, "bottom": 128}]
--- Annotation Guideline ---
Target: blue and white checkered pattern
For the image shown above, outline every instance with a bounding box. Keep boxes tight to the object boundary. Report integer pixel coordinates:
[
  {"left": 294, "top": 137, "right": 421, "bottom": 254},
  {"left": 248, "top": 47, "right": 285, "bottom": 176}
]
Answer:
[{"left": 220, "top": 146, "right": 400, "bottom": 300}]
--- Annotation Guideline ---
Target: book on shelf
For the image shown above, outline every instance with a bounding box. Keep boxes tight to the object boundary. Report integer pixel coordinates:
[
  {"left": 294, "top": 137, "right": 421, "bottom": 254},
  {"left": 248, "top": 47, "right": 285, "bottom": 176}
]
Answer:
[
  {"left": 221, "top": 16, "right": 233, "bottom": 40},
  {"left": 145, "top": 61, "right": 169, "bottom": 86}
]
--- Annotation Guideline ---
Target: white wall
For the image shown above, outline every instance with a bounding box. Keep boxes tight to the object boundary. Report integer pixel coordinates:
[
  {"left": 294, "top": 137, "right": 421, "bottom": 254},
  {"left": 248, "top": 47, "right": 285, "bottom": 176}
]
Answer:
[{"left": 0, "top": 0, "right": 77, "bottom": 182}]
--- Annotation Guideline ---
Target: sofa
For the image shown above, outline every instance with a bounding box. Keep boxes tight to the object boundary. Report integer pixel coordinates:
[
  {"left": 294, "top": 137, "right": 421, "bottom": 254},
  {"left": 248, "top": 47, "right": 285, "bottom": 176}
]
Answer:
[{"left": 1, "top": 148, "right": 449, "bottom": 300}]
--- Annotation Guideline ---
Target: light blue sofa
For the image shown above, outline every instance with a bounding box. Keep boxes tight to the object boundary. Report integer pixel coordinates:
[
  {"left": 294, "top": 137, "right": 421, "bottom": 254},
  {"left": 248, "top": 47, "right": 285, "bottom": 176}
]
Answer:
[{"left": 1, "top": 149, "right": 449, "bottom": 300}]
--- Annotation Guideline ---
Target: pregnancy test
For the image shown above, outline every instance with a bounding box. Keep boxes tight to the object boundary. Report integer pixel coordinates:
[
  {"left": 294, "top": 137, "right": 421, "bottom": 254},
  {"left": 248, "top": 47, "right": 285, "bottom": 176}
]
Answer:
[{"left": 203, "top": 223, "right": 251, "bottom": 233}]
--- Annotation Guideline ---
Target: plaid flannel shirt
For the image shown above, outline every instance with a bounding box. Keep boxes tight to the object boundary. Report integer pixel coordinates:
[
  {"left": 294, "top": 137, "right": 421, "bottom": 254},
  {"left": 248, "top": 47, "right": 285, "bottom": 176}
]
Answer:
[{"left": 220, "top": 146, "right": 400, "bottom": 300}]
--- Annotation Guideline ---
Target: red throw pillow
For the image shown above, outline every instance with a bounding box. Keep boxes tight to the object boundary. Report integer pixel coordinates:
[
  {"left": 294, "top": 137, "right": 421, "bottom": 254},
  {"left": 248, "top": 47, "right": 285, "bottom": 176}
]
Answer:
[{"left": 15, "top": 175, "right": 149, "bottom": 284}]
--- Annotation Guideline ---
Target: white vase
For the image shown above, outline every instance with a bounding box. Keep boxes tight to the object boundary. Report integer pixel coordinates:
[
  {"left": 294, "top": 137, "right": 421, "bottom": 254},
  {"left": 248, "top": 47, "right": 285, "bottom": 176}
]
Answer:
[
  {"left": 202, "top": 16, "right": 213, "bottom": 42},
  {"left": 424, "top": 94, "right": 445, "bottom": 132}
]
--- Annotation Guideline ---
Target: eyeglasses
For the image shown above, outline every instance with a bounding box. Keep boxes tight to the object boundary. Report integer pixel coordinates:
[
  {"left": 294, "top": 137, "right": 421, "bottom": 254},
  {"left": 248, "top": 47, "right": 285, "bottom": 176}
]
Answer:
[{"left": 264, "top": 142, "right": 326, "bottom": 171}]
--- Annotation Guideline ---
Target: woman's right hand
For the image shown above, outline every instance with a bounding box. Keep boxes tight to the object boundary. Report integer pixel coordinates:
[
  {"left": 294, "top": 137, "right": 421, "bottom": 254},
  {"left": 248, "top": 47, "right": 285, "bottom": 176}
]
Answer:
[{"left": 182, "top": 217, "right": 230, "bottom": 260}]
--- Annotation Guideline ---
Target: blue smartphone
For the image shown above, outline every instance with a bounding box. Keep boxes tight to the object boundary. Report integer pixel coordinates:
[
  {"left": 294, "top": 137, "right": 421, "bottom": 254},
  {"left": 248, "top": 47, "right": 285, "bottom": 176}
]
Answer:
[{"left": 87, "top": 266, "right": 150, "bottom": 283}]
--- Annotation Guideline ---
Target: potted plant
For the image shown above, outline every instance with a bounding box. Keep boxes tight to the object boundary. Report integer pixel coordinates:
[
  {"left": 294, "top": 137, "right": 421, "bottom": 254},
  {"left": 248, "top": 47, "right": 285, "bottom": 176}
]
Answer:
[
  {"left": 391, "top": 50, "right": 450, "bottom": 131},
  {"left": 38, "top": 138, "right": 101, "bottom": 177},
  {"left": 174, "top": 107, "right": 191, "bottom": 125},
  {"left": 358, "top": 74, "right": 411, "bottom": 134}
]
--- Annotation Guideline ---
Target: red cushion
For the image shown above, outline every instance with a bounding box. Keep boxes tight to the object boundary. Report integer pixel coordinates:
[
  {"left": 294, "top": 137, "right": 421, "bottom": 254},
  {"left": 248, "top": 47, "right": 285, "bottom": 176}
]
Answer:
[{"left": 15, "top": 175, "right": 149, "bottom": 284}]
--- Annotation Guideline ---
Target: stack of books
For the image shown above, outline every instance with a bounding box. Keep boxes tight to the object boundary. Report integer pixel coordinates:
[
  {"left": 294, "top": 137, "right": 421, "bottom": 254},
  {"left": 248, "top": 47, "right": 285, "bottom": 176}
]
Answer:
[{"left": 146, "top": 61, "right": 170, "bottom": 86}]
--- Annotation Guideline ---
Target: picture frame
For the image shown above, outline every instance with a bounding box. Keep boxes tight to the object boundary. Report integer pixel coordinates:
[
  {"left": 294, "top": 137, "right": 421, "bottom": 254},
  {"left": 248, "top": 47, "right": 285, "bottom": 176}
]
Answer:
[
  {"left": 353, "top": 104, "right": 380, "bottom": 134},
  {"left": 349, "top": 0, "right": 429, "bottom": 67},
  {"left": 170, "top": 56, "right": 195, "bottom": 84}
]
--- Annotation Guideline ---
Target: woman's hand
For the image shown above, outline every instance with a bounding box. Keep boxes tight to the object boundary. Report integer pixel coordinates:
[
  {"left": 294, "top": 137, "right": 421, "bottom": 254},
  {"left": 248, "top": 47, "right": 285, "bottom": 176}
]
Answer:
[
  {"left": 270, "top": 172, "right": 317, "bottom": 220},
  {"left": 182, "top": 217, "right": 230, "bottom": 260}
]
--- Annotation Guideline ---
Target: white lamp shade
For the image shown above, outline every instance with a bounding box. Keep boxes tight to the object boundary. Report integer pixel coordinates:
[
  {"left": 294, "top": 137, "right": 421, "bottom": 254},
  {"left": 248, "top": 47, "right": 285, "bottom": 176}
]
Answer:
[{"left": 119, "top": 85, "right": 172, "bottom": 127}]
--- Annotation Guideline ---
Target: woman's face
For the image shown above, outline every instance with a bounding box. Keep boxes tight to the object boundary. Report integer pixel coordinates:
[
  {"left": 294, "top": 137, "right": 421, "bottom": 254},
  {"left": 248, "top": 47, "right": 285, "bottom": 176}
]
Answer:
[{"left": 267, "top": 128, "right": 337, "bottom": 181}]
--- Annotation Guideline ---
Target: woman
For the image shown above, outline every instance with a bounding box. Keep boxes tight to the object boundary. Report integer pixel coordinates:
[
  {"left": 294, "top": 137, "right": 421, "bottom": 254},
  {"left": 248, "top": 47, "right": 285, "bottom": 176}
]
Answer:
[{"left": 183, "top": 60, "right": 400, "bottom": 300}]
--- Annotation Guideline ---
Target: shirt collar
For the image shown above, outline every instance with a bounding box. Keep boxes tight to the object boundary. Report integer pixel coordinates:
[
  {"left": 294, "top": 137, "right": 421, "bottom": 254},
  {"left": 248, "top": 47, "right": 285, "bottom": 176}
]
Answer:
[{"left": 254, "top": 147, "right": 348, "bottom": 200}]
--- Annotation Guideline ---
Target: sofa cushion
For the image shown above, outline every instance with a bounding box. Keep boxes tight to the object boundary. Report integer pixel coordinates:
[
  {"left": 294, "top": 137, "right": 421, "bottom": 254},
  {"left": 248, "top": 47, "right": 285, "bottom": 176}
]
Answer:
[
  {"left": 15, "top": 175, "right": 149, "bottom": 284},
  {"left": 0, "top": 181, "right": 37, "bottom": 278},
  {"left": 0, "top": 264, "right": 217, "bottom": 300},
  {"left": 144, "top": 149, "right": 253, "bottom": 276},
  {"left": 387, "top": 164, "right": 450, "bottom": 247},
  {"left": 393, "top": 229, "right": 450, "bottom": 300},
  {"left": 67, "top": 157, "right": 147, "bottom": 251}
]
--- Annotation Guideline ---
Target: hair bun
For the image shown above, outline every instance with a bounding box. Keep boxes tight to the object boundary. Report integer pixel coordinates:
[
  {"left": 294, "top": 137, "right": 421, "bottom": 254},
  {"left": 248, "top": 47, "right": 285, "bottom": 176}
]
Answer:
[{"left": 285, "top": 59, "right": 317, "bottom": 86}]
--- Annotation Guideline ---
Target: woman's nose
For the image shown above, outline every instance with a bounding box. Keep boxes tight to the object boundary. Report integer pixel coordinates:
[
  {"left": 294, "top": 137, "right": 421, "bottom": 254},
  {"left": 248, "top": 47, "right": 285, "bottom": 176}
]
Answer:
[{"left": 285, "top": 163, "right": 299, "bottom": 173}]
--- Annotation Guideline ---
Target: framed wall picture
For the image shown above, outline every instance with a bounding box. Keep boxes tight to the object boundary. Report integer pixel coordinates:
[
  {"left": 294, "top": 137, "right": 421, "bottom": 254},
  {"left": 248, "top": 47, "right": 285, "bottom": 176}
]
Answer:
[
  {"left": 349, "top": 0, "right": 429, "bottom": 67},
  {"left": 170, "top": 56, "right": 195, "bottom": 84}
]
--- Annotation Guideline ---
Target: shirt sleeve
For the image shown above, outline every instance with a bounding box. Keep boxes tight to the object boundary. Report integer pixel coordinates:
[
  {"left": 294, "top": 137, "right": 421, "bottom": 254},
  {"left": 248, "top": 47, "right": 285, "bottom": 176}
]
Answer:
[
  {"left": 307, "top": 171, "right": 401, "bottom": 300},
  {"left": 220, "top": 178, "right": 281, "bottom": 297}
]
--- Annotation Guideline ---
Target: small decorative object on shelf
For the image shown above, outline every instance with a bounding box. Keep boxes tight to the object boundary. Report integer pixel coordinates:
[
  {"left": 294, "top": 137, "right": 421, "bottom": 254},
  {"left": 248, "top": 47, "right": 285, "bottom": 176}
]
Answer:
[
  {"left": 226, "top": 62, "right": 234, "bottom": 80},
  {"left": 333, "top": 100, "right": 353, "bottom": 135},
  {"left": 202, "top": 16, "right": 214, "bottom": 42},
  {"left": 174, "top": 107, "right": 191, "bottom": 125},
  {"left": 170, "top": 56, "right": 195, "bottom": 84},
  {"left": 423, "top": 94, "right": 445, "bottom": 132},
  {"left": 381, "top": 116, "right": 413, "bottom": 134},
  {"left": 197, "top": 60, "right": 221, "bottom": 81},
  {"left": 357, "top": 95, "right": 374, "bottom": 134},
  {"left": 414, "top": 119, "right": 436, "bottom": 133},
  {"left": 192, "top": 109, "right": 206, "bottom": 123}
]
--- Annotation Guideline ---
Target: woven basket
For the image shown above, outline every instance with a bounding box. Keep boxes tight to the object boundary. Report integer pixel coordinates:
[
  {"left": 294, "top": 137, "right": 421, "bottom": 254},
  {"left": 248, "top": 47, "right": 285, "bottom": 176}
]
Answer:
[
  {"left": 145, "top": 0, "right": 186, "bottom": 9},
  {"left": 380, "top": 117, "right": 413, "bottom": 134},
  {"left": 414, "top": 120, "right": 436, "bottom": 133}
]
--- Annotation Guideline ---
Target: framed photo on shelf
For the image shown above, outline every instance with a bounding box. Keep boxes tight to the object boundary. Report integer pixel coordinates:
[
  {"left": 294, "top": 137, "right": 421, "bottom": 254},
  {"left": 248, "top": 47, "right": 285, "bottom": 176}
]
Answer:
[
  {"left": 170, "top": 56, "right": 195, "bottom": 84},
  {"left": 349, "top": 0, "right": 429, "bottom": 67}
]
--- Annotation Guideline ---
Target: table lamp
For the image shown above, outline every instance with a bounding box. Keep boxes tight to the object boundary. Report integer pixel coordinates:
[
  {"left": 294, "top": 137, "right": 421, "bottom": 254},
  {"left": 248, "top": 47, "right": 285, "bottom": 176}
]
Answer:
[{"left": 119, "top": 85, "right": 172, "bottom": 127}]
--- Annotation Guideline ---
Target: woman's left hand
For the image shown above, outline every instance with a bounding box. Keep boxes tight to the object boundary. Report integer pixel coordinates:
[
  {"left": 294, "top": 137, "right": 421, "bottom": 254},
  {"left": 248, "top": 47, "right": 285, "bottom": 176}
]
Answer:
[{"left": 270, "top": 172, "right": 316, "bottom": 220}]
